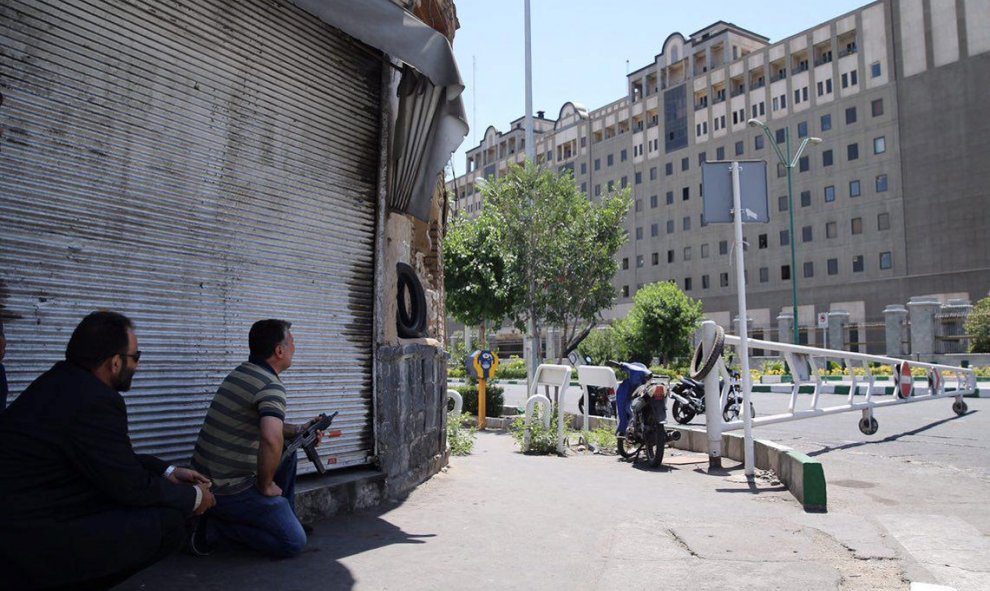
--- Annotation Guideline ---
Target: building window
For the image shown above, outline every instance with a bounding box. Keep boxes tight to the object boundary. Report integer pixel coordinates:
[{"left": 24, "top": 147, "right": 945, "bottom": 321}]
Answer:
[
  {"left": 845, "top": 107, "right": 857, "bottom": 125},
  {"left": 635, "top": 172, "right": 642, "bottom": 185},
  {"left": 651, "top": 223, "right": 659, "bottom": 237},
  {"left": 872, "top": 98, "right": 884, "bottom": 117},
  {"left": 853, "top": 255, "right": 864, "bottom": 272},
  {"left": 800, "top": 190, "right": 811, "bottom": 207},
  {"left": 716, "top": 146, "right": 725, "bottom": 160},
  {"left": 851, "top": 217, "right": 863, "bottom": 235},
  {"left": 581, "top": 182, "right": 587, "bottom": 193},
  {"left": 847, "top": 143, "right": 859, "bottom": 161},
  {"left": 622, "top": 257, "right": 629, "bottom": 270},
  {"left": 684, "top": 277, "right": 692, "bottom": 291},
  {"left": 635, "top": 199, "right": 642, "bottom": 212},
  {"left": 652, "top": 252, "right": 659, "bottom": 265},
  {"left": 798, "top": 121, "right": 808, "bottom": 138},
  {"left": 635, "top": 226, "right": 643, "bottom": 240},
  {"left": 780, "top": 230, "right": 790, "bottom": 246},
  {"left": 683, "top": 246, "right": 692, "bottom": 261},
  {"left": 702, "top": 275, "right": 710, "bottom": 289},
  {"left": 758, "top": 233, "right": 768, "bottom": 249},
  {"left": 682, "top": 187, "right": 690, "bottom": 201},
  {"left": 666, "top": 220, "right": 675, "bottom": 234},
  {"left": 666, "top": 191, "right": 674, "bottom": 205},
  {"left": 650, "top": 167, "right": 657, "bottom": 180},
  {"left": 781, "top": 265, "right": 791, "bottom": 280},
  {"left": 650, "top": 194, "right": 658, "bottom": 208},
  {"left": 775, "top": 128, "right": 786, "bottom": 144},
  {"left": 698, "top": 151, "right": 707, "bottom": 165},
  {"left": 850, "top": 180, "right": 861, "bottom": 197},
  {"left": 666, "top": 162, "right": 673, "bottom": 176},
  {"left": 827, "top": 258, "right": 838, "bottom": 275},
  {"left": 824, "top": 185, "right": 835, "bottom": 202},
  {"left": 826, "top": 221, "right": 837, "bottom": 239},
  {"left": 719, "top": 240, "right": 728, "bottom": 255},
  {"left": 777, "top": 162, "right": 786, "bottom": 178},
  {"left": 683, "top": 216, "right": 691, "bottom": 230},
  {"left": 622, "top": 285, "right": 629, "bottom": 297},
  {"left": 874, "top": 136, "right": 886, "bottom": 154},
  {"left": 607, "top": 180, "right": 614, "bottom": 192},
  {"left": 595, "top": 184, "right": 602, "bottom": 197},
  {"left": 701, "top": 243, "right": 710, "bottom": 258},
  {"left": 735, "top": 140, "right": 744, "bottom": 156},
  {"left": 802, "top": 225, "right": 813, "bottom": 242},
  {"left": 880, "top": 251, "right": 892, "bottom": 270},
  {"left": 876, "top": 174, "right": 888, "bottom": 192},
  {"left": 821, "top": 114, "right": 832, "bottom": 131},
  {"left": 871, "top": 62, "right": 882, "bottom": 78},
  {"left": 636, "top": 255, "right": 644, "bottom": 268},
  {"left": 621, "top": 149, "right": 628, "bottom": 162},
  {"left": 778, "top": 195, "right": 789, "bottom": 211},
  {"left": 681, "top": 157, "right": 689, "bottom": 171},
  {"left": 799, "top": 156, "right": 810, "bottom": 172},
  {"left": 594, "top": 158, "right": 601, "bottom": 170},
  {"left": 581, "top": 163, "right": 587, "bottom": 175},
  {"left": 803, "top": 261, "right": 814, "bottom": 278},
  {"left": 755, "top": 135, "right": 765, "bottom": 150},
  {"left": 607, "top": 154, "right": 614, "bottom": 166},
  {"left": 621, "top": 176, "right": 628, "bottom": 188},
  {"left": 878, "top": 212, "right": 890, "bottom": 230},
  {"left": 759, "top": 267, "right": 769, "bottom": 283},
  {"left": 822, "top": 149, "right": 833, "bottom": 167}
]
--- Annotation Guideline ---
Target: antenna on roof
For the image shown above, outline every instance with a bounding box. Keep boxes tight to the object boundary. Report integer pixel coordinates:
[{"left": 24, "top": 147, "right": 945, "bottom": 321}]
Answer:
[{"left": 626, "top": 59, "right": 630, "bottom": 75}]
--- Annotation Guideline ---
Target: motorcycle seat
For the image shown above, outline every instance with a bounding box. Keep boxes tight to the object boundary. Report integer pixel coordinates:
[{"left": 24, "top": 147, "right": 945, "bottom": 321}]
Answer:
[{"left": 680, "top": 377, "right": 701, "bottom": 389}]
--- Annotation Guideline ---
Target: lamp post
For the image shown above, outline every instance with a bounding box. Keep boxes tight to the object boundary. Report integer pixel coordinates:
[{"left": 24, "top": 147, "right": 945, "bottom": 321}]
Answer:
[{"left": 747, "top": 118, "right": 822, "bottom": 344}]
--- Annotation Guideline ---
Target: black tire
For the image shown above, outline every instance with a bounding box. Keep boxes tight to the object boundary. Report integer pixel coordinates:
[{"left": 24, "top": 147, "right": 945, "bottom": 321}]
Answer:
[
  {"left": 690, "top": 325, "right": 725, "bottom": 380},
  {"left": 723, "top": 399, "right": 755, "bottom": 422},
  {"left": 644, "top": 425, "right": 666, "bottom": 468},
  {"left": 952, "top": 400, "right": 968, "bottom": 415},
  {"left": 858, "top": 416, "right": 879, "bottom": 435},
  {"left": 617, "top": 435, "right": 641, "bottom": 459},
  {"left": 672, "top": 401, "right": 696, "bottom": 425},
  {"left": 396, "top": 262, "right": 427, "bottom": 338}
]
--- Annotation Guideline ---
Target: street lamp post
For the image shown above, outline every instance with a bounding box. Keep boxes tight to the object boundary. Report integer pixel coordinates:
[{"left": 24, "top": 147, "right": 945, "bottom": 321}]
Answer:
[{"left": 747, "top": 118, "right": 822, "bottom": 344}]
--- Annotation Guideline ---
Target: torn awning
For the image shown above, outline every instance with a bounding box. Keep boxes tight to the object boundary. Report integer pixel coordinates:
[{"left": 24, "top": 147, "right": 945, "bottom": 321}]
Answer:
[{"left": 292, "top": 0, "right": 469, "bottom": 221}]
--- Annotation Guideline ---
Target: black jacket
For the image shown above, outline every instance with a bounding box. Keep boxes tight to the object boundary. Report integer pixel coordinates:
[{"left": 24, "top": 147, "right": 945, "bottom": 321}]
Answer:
[{"left": 0, "top": 361, "right": 196, "bottom": 523}]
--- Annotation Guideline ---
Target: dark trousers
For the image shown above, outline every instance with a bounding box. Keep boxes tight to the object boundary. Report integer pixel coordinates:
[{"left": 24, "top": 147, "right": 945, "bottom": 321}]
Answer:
[{"left": 0, "top": 505, "right": 185, "bottom": 590}]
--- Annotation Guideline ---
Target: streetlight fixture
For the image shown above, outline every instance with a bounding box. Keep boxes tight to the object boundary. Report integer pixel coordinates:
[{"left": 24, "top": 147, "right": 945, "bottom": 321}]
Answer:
[{"left": 747, "top": 118, "right": 822, "bottom": 344}]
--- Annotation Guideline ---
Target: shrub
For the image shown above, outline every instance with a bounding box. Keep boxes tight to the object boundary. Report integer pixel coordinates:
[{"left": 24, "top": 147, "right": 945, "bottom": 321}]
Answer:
[
  {"left": 581, "top": 427, "right": 617, "bottom": 454},
  {"left": 966, "top": 296, "right": 990, "bottom": 353},
  {"left": 454, "top": 384, "right": 504, "bottom": 418},
  {"left": 496, "top": 356, "right": 528, "bottom": 380},
  {"left": 510, "top": 404, "right": 572, "bottom": 455},
  {"left": 447, "top": 412, "right": 477, "bottom": 456}
]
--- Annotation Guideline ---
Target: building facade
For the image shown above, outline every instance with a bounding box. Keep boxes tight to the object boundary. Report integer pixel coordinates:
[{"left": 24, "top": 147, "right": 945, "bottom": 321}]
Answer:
[{"left": 447, "top": 0, "right": 990, "bottom": 353}]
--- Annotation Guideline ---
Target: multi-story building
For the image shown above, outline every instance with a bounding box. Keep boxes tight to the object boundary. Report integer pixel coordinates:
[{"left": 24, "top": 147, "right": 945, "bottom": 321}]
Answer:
[{"left": 446, "top": 0, "right": 990, "bottom": 353}]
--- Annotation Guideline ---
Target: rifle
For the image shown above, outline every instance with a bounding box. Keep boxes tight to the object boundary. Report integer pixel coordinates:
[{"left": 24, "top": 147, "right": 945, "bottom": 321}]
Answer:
[{"left": 281, "top": 411, "right": 340, "bottom": 474}]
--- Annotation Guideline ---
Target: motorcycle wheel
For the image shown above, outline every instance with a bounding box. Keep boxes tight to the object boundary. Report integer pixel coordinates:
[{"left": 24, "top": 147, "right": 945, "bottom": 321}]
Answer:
[
  {"left": 578, "top": 397, "right": 585, "bottom": 415},
  {"left": 617, "top": 435, "right": 641, "bottom": 459},
  {"left": 672, "top": 401, "right": 696, "bottom": 425},
  {"left": 644, "top": 425, "right": 667, "bottom": 468},
  {"left": 723, "top": 400, "right": 756, "bottom": 422}
]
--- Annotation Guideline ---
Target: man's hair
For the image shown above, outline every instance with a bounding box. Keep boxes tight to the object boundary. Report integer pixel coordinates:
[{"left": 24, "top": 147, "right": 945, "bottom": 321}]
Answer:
[
  {"left": 65, "top": 311, "right": 134, "bottom": 370},
  {"left": 249, "top": 319, "right": 292, "bottom": 359}
]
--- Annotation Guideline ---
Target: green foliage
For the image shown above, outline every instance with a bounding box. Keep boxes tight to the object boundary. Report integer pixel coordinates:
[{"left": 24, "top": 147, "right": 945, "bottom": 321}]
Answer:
[
  {"left": 453, "top": 384, "right": 504, "bottom": 418},
  {"left": 618, "top": 281, "right": 703, "bottom": 365},
  {"left": 463, "top": 162, "right": 631, "bottom": 358},
  {"left": 581, "top": 427, "right": 617, "bottom": 454},
  {"left": 577, "top": 326, "right": 623, "bottom": 365},
  {"left": 447, "top": 340, "right": 469, "bottom": 379},
  {"left": 966, "top": 296, "right": 990, "bottom": 353},
  {"left": 446, "top": 412, "right": 477, "bottom": 456},
  {"left": 495, "top": 356, "right": 528, "bottom": 380},
  {"left": 510, "top": 404, "right": 572, "bottom": 455}
]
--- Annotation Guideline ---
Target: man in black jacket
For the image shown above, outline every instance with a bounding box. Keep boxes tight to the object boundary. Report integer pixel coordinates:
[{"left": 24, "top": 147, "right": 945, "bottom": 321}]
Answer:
[{"left": 0, "top": 311, "right": 216, "bottom": 590}]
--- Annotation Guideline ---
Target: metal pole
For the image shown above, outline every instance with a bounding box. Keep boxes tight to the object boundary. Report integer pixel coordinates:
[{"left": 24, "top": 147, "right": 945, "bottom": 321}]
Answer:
[
  {"left": 785, "top": 128, "right": 799, "bottom": 344},
  {"left": 702, "top": 321, "right": 722, "bottom": 469},
  {"left": 523, "top": 0, "right": 534, "bottom": 161},
  {"left": 731, "top": 162, "right": 755, "bottom": 476}
]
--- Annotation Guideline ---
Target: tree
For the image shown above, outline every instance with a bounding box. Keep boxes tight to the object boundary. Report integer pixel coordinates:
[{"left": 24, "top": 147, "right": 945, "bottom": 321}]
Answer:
[
  {"left": 480, "top": 162, "right": 631, "bottom": 366},
  {"left": 619, "top": 281, "right": 703, "bottom": 365},
  {"left": 577, "top": 325, "right": 623, "bottom": 365},
  {"left": 443, "top": 212, "right": 521, "bottom": 345},
  {"left": 966, "top": 295, "right": 990, "bottom": 353}
]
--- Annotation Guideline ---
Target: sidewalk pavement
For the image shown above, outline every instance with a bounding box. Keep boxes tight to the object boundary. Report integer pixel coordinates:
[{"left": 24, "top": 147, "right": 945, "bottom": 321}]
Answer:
[{"left": 120, "top": 428, "right": 988, "bottom": 591}]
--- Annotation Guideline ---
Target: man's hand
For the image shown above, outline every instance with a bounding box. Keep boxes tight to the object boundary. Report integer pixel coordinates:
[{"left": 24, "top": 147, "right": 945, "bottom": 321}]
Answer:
[
  {"left": 194, "top": 483, "right": 216, "bottom": 515},
  {"left": 258, "top": 481, "right": 283, "bottom": 497},
  {"left": 168, "top": 467, "right": 211, "bottom": 486},
  {"left": 304, "top": 416, "right": 326, "bottom": 446}
]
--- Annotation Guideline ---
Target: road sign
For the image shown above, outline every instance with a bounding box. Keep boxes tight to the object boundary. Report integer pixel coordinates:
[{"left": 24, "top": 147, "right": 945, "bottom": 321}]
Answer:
[
  {"left": 895, "top": 361, "right": 914, "bottom": 399},
  {"left": 701, "top": 160, "right": 769, "bottom": 224},
  {"left": 817, "top": 313, "right": 829, "bottom": 329}
]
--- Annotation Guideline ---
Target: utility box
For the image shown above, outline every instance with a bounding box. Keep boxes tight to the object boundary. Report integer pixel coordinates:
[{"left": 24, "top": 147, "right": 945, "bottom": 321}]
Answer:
[{"left": 466, "top": 350, "right": 499, "bottom": 380}]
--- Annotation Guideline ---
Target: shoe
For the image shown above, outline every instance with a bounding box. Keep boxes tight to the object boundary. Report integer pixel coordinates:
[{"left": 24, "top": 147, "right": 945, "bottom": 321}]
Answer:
[{"left": 188, "top": 518, "right": 215, "bottom": 557}]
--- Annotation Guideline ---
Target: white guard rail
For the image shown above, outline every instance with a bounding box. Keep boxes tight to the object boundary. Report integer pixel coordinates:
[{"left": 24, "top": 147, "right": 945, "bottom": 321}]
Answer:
[
  {"left": 699, "top": 319, "right": 977, "bottom": 475},
  {"left": 523, "top": 364, "right": 572, "bottom": 454},
  {"left": 576, "top": 365, "right": 619, "bottom": 431}
]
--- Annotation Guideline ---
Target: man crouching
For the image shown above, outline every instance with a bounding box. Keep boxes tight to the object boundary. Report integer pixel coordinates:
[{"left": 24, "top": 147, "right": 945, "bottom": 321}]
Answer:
[{"left": 189, "top": 319, "right": 322, "bottom": 558}]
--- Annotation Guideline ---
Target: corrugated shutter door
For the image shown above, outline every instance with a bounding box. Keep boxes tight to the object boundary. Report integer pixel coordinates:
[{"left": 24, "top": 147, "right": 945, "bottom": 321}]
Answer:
[{"left": 0, "top": 0, "right": 380, "bottom": 471}]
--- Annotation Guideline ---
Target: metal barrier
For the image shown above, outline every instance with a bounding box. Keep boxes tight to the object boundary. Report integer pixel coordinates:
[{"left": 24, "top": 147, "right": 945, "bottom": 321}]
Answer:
[
  {"left": 447, "top": 389, "right": 463, "bottom": 417},
  {"left": 575, "top": 365, "right": 619, "bottom": 431},
  {"left": 698, "top": 320, "right": 978, "bottom": 475},
  {"left": 523, "top": 364, "right": 572, "bottom": 454}
]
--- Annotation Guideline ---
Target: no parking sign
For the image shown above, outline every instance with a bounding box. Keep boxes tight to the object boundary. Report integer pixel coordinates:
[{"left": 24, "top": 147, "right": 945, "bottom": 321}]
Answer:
[{"left": 894, "top": 361, "right": 914, "bottom": 399}]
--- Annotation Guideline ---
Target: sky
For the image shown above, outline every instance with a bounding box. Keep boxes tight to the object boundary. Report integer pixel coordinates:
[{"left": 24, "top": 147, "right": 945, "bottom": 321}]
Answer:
[{"left": 448, "top": 0, "right": 872, "bottom": 178}]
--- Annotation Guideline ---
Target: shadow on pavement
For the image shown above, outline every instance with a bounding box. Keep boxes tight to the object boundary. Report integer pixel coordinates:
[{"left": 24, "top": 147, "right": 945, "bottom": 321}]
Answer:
[
  {"left": 805, "top": 411, "right": 977, "bottom": 458},
  {"left": 118, "top": 503, "right": 435, "bottom": 591}
]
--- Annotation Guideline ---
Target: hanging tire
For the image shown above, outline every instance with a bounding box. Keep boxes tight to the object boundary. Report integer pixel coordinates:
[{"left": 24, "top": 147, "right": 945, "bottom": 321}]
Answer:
[
  {"left": 690, "top": 325, "right": 725, "bottom": 380},
  {"left": 644, "top": 425, "right": 666, "bottom": 468},
  {"left": 672, "top": 401, "right": 696, "bottom": 425},
  {"left": 952, "top": 400, "right": 968, "bottom": 415},
  {"left": 396, "top": 262, "right": 427, "bottom": 338},
  {"left": 617, "top": 435, "right": 641, "bottom": 459},
  {"left": 858, "top": 416, "right": 879, "bottom": 435}
]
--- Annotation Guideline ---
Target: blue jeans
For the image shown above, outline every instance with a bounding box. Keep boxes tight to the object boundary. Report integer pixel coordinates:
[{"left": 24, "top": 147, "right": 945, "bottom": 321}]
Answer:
[{"left": 206, "top": 453, "right": 306, "bottom": 558}]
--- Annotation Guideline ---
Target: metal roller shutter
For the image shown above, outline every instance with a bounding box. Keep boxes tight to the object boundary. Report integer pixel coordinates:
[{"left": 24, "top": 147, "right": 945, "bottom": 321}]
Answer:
[{"left": 0, "top": 0, "right": 381, "bottom": 471}]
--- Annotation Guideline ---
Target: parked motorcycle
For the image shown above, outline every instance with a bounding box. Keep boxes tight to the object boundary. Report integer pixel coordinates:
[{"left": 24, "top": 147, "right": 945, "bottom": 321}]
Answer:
[
  {"left": 669, "top": 372, "right": 755, "bottom": 425},
  {"left": 567, "top": 352, "right": 616, "bottom": 418},
  {"left": 608, "top": 361, "right": 680, "bottom": 467}
]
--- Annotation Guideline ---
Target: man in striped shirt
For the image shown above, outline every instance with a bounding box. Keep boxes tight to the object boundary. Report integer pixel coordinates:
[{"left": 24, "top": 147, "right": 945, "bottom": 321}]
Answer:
[{"left": 190, "top": 319, "right": 322, "bottom": 558}]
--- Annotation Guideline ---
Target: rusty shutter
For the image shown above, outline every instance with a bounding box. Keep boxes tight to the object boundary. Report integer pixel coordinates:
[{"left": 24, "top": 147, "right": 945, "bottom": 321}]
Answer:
[{"left": 0, "top": 0, "right": 380, "bottom": 471}]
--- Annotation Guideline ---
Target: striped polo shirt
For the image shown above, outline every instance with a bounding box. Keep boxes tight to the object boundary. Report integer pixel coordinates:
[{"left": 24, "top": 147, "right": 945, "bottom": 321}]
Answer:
[{"left": 191, "top": 361, "right": 287, "bottom": 494}]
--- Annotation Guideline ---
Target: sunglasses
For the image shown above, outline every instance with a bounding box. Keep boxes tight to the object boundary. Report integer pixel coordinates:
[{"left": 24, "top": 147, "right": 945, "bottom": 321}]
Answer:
[{"left": 120, "top": 351, "right": 142, "bottom": 362}]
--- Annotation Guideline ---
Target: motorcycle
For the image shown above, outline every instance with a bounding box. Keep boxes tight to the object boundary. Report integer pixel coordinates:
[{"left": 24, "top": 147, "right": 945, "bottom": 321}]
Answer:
[
  {"left": 566, "top": 352, "right": 616, "bottom": 418},
  {"left": 608, "top": 361, "right": 680, "bottom": 468},
  {"left": 669, "top": 372, "right": 755, "bottom": 425}
]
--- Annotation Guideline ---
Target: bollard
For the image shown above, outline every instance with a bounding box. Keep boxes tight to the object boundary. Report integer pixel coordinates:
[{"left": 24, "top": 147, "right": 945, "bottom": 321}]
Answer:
[{"left": 702, "top": 321, "right": 723, "bottom": 469}]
